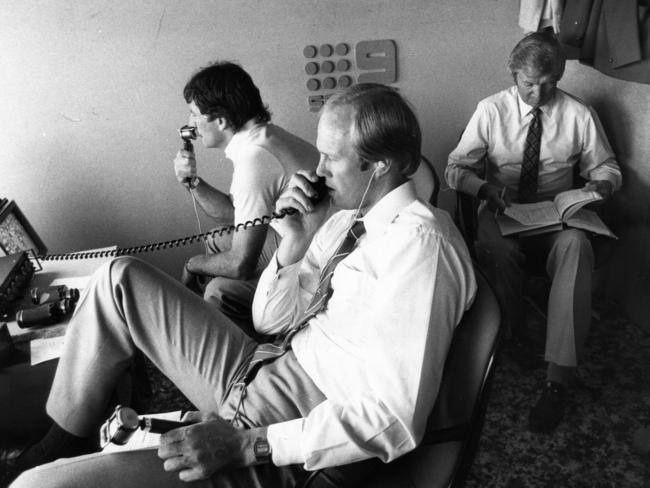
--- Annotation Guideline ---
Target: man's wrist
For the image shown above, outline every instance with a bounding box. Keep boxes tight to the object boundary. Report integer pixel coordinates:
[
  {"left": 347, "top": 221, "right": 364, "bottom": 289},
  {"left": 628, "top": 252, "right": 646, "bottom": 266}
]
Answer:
[
  {"left": 253, "top": 437, "right": 272, "bottom": 464},
  {"left": 477, "top": 182, "right": 490, "bottom": 200},
  {"left": 188, "top": 176, "right": 201, "bottom": 189}
]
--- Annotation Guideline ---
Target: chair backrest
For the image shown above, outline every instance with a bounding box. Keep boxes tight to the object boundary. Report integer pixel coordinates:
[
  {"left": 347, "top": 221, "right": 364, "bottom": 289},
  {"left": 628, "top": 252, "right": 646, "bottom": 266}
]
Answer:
[
  {"left": 409, "top": 266, "right": 502, "bottom": 487},
  {"left": 297, "top": 267, "right": 502, "bottom": 488},
  {"left": 453, "top": 157, "right": 486, "bottom": 260},
  {"left": 413, "top": 155, "right": 441, "bottom": 207}
]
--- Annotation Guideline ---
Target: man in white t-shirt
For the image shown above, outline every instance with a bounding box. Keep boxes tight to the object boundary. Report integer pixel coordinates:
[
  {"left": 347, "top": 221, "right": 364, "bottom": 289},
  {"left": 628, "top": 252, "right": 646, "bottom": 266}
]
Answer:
[{"left": 174, "top": 62, "right": 319, "bottom": 334}]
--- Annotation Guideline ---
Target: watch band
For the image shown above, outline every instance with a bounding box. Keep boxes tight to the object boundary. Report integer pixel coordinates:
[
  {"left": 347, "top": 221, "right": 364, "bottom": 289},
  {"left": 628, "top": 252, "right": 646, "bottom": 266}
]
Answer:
[{"left": 253, "top": 437, "right": 272, "bottom": 463}]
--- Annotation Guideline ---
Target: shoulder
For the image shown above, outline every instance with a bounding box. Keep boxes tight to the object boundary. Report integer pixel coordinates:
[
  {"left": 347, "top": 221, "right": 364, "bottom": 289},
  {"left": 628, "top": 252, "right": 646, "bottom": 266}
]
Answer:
[
  {"left": 552, "top": 89, "right": 592, "bottom": 115},
  {"left": 474, "top": 87, "right": 517, "bottom": 119},
  {"left": 393, "top": 200, "right": 470, "bottom": 252},
  {"left": 479, "top": 87, "right": 517, "bottom": 110},
  {"left": 547, "top": 89, "right": 602, "bottom": 127}
]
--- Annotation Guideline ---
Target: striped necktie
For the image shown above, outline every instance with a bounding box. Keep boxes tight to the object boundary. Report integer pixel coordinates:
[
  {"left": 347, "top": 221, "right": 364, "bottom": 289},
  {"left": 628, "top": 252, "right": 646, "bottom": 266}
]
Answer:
[
  {"left": 518, "top": 107, "right": 542, "bottom": 203},
  {"left": 241, "top": 219, "right": 366, "bottom": 383}
]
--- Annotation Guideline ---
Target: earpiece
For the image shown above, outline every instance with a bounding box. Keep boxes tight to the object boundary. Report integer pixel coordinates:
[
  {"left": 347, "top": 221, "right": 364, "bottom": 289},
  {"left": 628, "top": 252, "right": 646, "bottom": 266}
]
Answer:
[{"left": 360, "top": 160, "right": 387, "bottom": 172}]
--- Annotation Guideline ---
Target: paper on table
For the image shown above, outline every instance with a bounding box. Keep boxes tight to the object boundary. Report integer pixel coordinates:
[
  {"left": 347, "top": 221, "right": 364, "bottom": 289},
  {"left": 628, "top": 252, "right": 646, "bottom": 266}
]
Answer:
[
  {"left": 30, "top": 335, "right": 66, "bottom": 365},
  {"left": 49, "top": 275, "right": 93, "bottom": 289}
]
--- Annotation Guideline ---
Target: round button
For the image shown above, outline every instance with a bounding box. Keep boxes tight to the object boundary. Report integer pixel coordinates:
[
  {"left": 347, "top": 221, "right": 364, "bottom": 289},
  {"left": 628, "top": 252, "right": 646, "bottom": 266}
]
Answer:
[
  {"left": 303, "top": 45, "right": 318, "bottom": 58},
  {"left": 319, "top": 44, "right": 333, "bottom": 57},
  {"left": 323, "top": 77, "right": 336, "bottom": 90},
  {"left": 335, "top": 43, "right": 349, "bottom": 56},
  {"left": 305, "top": 62, "right": 319, "bottom": 75},
  {"left": 321, "top": 61, "right": 335, "bottom": 74},
  {"left": 338, "top": 75, "right": 353, "bottom": 88},
  {"left": 336, "top": 59, "right": 351, "bottom": 72},
  {"left": 306, "top": 78, "right": 321, "bottom": 91}
]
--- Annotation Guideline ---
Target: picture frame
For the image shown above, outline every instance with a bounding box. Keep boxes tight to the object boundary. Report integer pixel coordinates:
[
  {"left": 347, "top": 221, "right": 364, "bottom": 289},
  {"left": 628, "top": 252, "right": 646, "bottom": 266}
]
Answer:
[{"left": 0, "top": 200, "right": 47, "bottom": 257}]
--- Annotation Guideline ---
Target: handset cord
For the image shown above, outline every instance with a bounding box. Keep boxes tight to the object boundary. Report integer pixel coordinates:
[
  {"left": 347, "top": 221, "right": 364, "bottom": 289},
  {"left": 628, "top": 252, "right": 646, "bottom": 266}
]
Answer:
[
  {"left": 39, "top": 206, "right": 295, "bottom": 261},
  {"left": 188, "top": 187, "right": 210, "bottom": 255}
]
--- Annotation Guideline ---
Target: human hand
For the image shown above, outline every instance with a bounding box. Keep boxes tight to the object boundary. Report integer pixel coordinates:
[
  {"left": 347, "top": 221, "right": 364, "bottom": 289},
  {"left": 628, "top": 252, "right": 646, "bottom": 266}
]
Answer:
[
  {"left": 583, "top": 180, "right": 613, "bottom": 202},
  {"left": 275, "top": 172, "right": 329, "bottom": 236},
  {"left": 174, "top": 149, "right": 197, "bottom": 184},
  {"left": 478, "top": 183, "right": 510, "bottom": 214},
  {"left": 274, "top": 172, "right": 330, "bottom": 267},
  {"left": 158, "top": 411, "right": 251, "bottom": 482},
  {"left": 181, "top": 258, "right": 197, "bottom": 287}
]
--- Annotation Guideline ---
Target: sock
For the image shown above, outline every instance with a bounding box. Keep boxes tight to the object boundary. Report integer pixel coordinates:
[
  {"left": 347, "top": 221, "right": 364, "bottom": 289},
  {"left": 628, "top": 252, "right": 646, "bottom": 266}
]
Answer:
[
  {"left": 546, "top": 362, "right": 573, "bottom": 387},
  {"left": 14, "top": 423, "right": 95, "bottom": 473}
]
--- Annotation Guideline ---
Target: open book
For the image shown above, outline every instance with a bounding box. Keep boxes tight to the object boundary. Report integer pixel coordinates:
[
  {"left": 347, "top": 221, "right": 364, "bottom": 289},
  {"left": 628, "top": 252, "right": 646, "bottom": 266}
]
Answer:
[{"left": 496, "top": 188, "right": 617, "bottom": 238}]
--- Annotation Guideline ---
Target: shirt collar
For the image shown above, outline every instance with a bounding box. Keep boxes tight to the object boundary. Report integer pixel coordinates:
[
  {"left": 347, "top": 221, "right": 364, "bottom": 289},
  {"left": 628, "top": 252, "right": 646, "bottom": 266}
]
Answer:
[
  {"left": 356, "top": 180, "right": 418, "bottom": 237},
  {"left": 515, "top": 89, "right": 558, "bottom": 119}
]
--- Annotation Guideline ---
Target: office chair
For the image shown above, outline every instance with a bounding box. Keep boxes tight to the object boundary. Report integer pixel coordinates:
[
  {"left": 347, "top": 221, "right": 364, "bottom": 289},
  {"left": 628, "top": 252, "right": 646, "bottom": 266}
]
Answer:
[
  {"left": 415, "top": 155, "right": 441, "bottom": 207},
  {"left": 296, "top": 266, "right": 503, "bottom": 488}
]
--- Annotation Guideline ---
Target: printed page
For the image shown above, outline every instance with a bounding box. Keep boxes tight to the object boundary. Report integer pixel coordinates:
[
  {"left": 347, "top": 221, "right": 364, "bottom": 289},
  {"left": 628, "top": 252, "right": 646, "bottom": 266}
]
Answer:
[
  {"left": 503, "top": 201, "right": 561, "bottom": 226},
  {"left": 564, "top": 208, "right": 617, "bottom": 239},
  {"left": 496, "top": 213, "right": 561, "bottom": 237},
  {"left": 553, "top": 189, "right": 603, "bottom": 220}
]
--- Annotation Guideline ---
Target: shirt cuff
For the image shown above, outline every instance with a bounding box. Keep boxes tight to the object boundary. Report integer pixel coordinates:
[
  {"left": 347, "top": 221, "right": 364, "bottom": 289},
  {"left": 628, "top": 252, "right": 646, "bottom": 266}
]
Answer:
[
  {"left": 588, "top": 167, "right": 622, "bottom": 192},
  {"left": 463, "top": 175, "right": 487, "bottom": 197},
  {"left": 267, "top": 418, "right": 305, "bottom": 466}
]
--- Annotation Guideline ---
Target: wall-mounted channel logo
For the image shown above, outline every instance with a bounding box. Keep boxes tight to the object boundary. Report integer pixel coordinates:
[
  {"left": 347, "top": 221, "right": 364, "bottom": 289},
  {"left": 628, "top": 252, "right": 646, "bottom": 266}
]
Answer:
[{"left": 303, "top": 39, "right": 397, "bottom": 112}]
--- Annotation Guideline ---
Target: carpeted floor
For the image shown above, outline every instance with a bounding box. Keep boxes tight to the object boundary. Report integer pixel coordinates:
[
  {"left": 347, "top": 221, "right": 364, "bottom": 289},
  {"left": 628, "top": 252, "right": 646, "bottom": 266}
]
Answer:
[
  {"left": 465, "top": 296, "right": 650, "bottom": 488},
  {"left": 146, "top": 294, "right": 650, "bottom": 488}
]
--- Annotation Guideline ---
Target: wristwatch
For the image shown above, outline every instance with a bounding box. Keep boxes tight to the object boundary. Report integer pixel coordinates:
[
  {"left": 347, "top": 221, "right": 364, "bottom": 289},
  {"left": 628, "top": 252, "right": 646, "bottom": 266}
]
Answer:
[
  {"left": 188, "top": 176, "right": 200, "bottom": 189},
  {"left": 253, "top": 437, "right": 272, "bottom": 464}
]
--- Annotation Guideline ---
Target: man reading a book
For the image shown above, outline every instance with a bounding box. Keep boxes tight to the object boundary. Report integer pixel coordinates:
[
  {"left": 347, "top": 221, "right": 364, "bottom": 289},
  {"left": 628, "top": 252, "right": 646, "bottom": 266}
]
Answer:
[{"left": 445, "top": 31, "right": 621, "bottom": 433}]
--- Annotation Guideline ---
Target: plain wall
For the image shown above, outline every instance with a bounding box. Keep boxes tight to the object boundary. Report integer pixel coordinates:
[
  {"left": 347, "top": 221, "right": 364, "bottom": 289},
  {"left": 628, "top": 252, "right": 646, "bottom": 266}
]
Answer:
[{"left": 1, "top": 0, "right": 649, "bottom": 328}]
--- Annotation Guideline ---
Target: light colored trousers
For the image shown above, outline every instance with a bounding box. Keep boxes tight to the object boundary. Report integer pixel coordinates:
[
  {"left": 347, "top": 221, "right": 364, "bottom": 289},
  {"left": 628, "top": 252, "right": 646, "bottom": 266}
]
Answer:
[
  {"left": 476, "top": 207, "right": 594, "bottom": 367},
  {"left": 12, "top": 256, "right": 324, "bottom": 488},
  {"left": 196, "top": 227, "right": 280, "bottom": 334}
]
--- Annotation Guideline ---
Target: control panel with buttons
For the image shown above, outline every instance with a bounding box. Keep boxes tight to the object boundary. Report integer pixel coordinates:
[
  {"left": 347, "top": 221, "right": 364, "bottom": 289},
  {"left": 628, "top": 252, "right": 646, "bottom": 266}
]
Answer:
[
  {"left": 303, "top": 39, "right": 398, "bottom": 112},
  {"left": 0, "top": 252, "right": 35, "bottom": 319}
]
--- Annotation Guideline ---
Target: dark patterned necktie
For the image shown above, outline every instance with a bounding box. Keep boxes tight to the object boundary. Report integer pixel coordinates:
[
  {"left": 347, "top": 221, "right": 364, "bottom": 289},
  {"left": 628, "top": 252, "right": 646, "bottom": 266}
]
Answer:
[
  {"left": 241, "top": 219, "right": 366, "bottom": 383},
  {"left": 518, "top": 107, "right": 542, "bottom": 203}
]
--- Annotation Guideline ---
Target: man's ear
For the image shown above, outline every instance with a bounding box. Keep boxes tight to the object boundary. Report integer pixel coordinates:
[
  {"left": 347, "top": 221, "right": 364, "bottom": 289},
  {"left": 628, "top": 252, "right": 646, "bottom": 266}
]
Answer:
[
  {"left": 214, "top": 116, "right": 229, "bottom": 130},
  {"left": 373, "top": 160, "right": 391, "bottom": 177}
]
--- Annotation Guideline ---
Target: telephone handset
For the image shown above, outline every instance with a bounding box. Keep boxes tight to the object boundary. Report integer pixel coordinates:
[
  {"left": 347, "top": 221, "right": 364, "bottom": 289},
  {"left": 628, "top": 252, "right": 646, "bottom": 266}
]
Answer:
[
  {"left": 179, "top": 125, "right": 197, "bottom": 152},
  {"left": 280, "top": 176, "right": 328, "bottom": 216},
  {"left": 178, "top": 125, "right": 198, "bottom": 187}
]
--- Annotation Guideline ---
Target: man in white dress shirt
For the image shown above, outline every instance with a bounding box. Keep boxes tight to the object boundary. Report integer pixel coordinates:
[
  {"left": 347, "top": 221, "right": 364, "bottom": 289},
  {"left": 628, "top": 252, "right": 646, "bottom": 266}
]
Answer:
[
  {"left": 446, "top": 31, "right": 621, "bottom": 433},
  {"left": 6, "top": 84, "right": 475, "bottom": 488}
]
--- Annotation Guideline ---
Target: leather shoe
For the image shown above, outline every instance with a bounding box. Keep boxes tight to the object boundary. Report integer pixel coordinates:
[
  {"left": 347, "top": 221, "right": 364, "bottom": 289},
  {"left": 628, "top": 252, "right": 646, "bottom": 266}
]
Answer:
[
  {"left": 529, "top": 381, "right": 567, "bottom": 433},
  {"left": 0, "top": 448, "right": 23, "bottom": 488}
]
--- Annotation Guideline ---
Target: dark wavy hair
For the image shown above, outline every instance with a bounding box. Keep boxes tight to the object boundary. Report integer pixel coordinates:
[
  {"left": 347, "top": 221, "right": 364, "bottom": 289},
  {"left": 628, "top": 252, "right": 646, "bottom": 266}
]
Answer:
[
  {"left": 183, "top": 61, "right": 271, "bottom": 131},
  {"left": 324, "top": 83, "right": 421, "bottom": 177},
  {"left": 508, "top": 31, "right": 566, "bottom": 81}
]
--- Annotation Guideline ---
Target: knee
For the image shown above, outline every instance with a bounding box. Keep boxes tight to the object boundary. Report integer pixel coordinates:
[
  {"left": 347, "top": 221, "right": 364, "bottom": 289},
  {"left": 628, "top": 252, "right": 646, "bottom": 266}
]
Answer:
[
  {"left": 203, "top": 276, "right": 233, "bottom": 304},
  {"left": 552, "top": 230, "right": 593, "bottom": 259},
  {"left": 106, "top": 256, "right": 149, "bottom": 282},
  {"left": 11, "top": 467, "right": 48, "bottom": 488}
]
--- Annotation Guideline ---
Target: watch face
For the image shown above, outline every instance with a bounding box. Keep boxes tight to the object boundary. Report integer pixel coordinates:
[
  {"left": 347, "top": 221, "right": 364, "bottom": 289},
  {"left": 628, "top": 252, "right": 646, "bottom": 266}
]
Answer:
[{"left": 254, "top": 438, "right": 272, "bottom": 462}]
